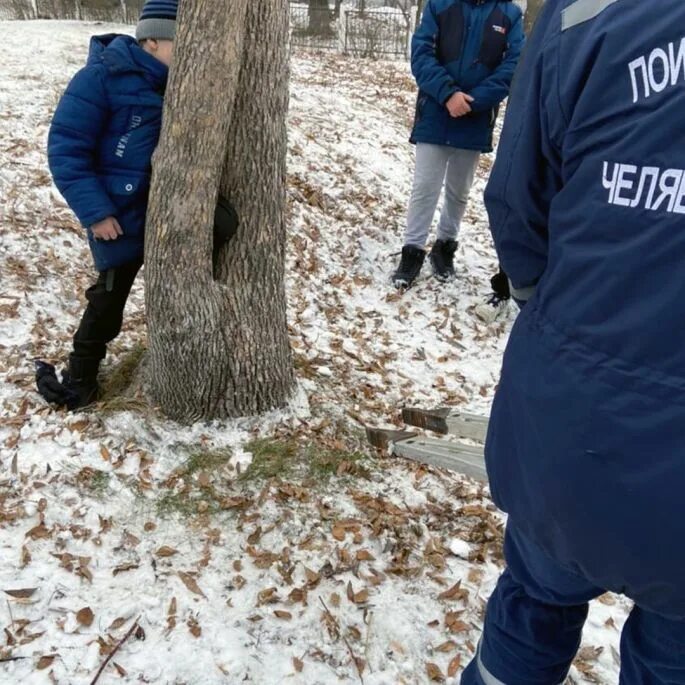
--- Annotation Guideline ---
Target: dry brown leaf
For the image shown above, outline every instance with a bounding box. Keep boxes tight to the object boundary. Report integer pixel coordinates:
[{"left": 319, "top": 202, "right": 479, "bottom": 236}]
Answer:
[
  {"left": 178, "top": 572, "right": 207, "bottom": 599},
  {"left": 156, "top": 546, "right": 178, "bottom": 558},
  {"left": 113, "top": 562, "right": 139, "bottom": 576},
  {"left": 438, "top": 581, "right": 467, "bottom": 602},
  {"left": 257, "top": 587, "right": 278, "bottom": 605},
  {"left": 4, "top": 588, "right": 37, "bottom": 599},
  {"left": 187, "top": 616, "right": 201, "bottom": 638},
  {"left": 332, "top": 525, "right": 345, "bottom": 542},
  {"left": 25, "top": 523, "right": 51, "bottom": 540},
  {"left": 426, "top": 662, "right": 445, "bottom": 682},
  {"left": 355, "top": 550, "right": 375, "bottom": 561},
  {"left": 109, "top": 617, "right": 127, "bottom": 631},
  {"left": 329, "top": 592, "right": 340, "bottom": 608},
  {"left": 76, "top": 607, "right": 94, "bottom": 627},
  {"left": 448, "top": 654, "right": 462, "bottom": 677},
  {"left": 293, "top": 657, "right": 304, "bottom": 673},
  {"left": 197, "top": 472, "right": 210, "bottom": 488},
  {"left": 20, "top": 546, "right": 31, "bottom": 568},
  {"left": 274, "top": 610, "right": 292, "bottom": 620},
  {"left": 113, "top": 662, "right": 127, "bottom": 677},
  {"left": 353, "top": 590, "right": 369, "bottom": 604},
  {"left": 435, "top": 640, "right": 457, "bottom": 653},
  {"left": 37, "top": 655, "right": 56, "bottom": 669},
  {"left": 100, "top": 445, "right": 110, "bottom": 461}
]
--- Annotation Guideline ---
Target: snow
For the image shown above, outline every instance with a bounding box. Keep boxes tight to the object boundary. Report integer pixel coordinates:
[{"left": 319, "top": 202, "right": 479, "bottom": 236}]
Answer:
[{"left": 0, "top": 20, "right": 629, "bottom": 685}]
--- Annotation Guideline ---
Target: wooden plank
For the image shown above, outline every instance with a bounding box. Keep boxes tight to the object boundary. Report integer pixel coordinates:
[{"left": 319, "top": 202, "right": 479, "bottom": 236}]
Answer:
[
  {"left": 402, "top": 407, "right": 489, "bottom": 442},
  {"left": 391, "top": 436, "right": 487, "bottom": 482},
  {"left": 365, "top": 427, "right": 418, "bottom": 451}
]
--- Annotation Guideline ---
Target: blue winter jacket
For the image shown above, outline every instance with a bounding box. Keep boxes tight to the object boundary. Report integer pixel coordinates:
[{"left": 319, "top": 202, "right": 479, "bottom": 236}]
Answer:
[
  {"left": 485, "top": 0, "right": 685, "bottom": 618},
  {"left": 48, "top": 35, "right": 167, "bottom": 272},
  {"left": 410, "top": 0, "right": 525, "bottom": 152}
]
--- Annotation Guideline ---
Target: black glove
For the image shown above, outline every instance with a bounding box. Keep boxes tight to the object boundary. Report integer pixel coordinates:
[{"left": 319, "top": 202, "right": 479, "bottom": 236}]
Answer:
[
  {"left": 35, "top": 360, "right": 78, "bottom": 409},
  {"left": 213, "top": 195, "right": 239, "bottom": 255}
]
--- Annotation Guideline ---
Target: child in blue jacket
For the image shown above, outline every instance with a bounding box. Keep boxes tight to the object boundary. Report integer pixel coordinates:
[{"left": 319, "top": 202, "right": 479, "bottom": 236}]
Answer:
[
  {"left": 36, "top": 0, "right": 179, "bottom": 410},
  {"left": 393, "top": 0, "right": 524, "bottom": 316}
]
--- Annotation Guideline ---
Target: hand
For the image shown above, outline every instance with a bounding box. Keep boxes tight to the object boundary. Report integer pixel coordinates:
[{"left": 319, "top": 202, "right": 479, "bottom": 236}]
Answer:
[
  {"left": 446, "top": 92, "right": 474, "bottom": 118},
  {"left": 91, "top": 217, "right": 123, "bottom": 241}
]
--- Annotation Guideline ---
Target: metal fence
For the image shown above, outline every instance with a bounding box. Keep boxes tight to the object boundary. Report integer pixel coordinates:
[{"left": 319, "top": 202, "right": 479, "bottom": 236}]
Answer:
[
  {"left": 0, "top": 0, "right": 141, "bottom": 22},
  {"left": 0, "top": 0, "right": 413, "bottom": 60},
  {"left": 289, "top": 2, "right": 339, "bottom": 52},
  {"left": 343, "top": 9, "right": 410, "bottom": 58}
]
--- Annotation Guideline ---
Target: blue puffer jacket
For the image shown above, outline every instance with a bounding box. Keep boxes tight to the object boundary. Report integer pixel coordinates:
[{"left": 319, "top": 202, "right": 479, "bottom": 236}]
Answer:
[
  {"left": 485, "top": 0, "right": 685, "bottom": 618},
  {"left": 48, "top": 35, "right": 167, "bottom": 272},
  {"left": 410, "top": 0, "right": 525, "bottom": 152}
]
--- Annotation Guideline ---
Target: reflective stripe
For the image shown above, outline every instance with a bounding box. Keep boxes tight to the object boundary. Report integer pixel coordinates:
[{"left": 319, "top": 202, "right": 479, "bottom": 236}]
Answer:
[
  {"left": 510, "top": 282, "right": 536, "bottom": 302},
  {"left": 477, "top": 641, "right": 507, "bottom": 685},
  {"left": 476, "top": 640, "right": 565, "bottom": 685},
  {"left": 561, "top": 0, "right": 621, "bottom": 31}
]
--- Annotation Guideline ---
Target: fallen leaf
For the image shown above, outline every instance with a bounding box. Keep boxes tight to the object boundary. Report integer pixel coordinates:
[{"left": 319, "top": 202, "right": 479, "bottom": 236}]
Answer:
[
  {"left": 448, "top": 654, "right": 462, "bottom": 677},
  {"left": 353, "top": 590, "right": 369, "bottom": 604},
  {"left": 20, "top": 546, "right": 31, "bottom": 568},
  {"left": 25, "top": 523, "right": 51, "bottom": 540},
  {"left": 113, "top": 562, "right": 139, "bottom": 576},
  {"left": 37, "top": 655, "right": 56, "bottom": 669},
  {"left": 356, "top": 550, "right": 375, "bottom": 561},
  {"left": 109, "top": 617, "right": 127, "bottom": 631},
  {"left": 178, "top": 572, "right": 206, "bottom": 599},
  {"left": 113, "top": 662, "right": 127, "bottom": 677},
  {"left": 100, "top": 445, "right": 110, "bottom": 461},
  {"left": 274, "top": 610, "right": 292, "bottom": 620},
  {"left": 155, "top": 546, "right": 178, "bottom": 558},
  {"left": 435, "top": 640, "right": 457, "bottom": 653},
  {"left": 438, "top": 581, "right": 467, "bottom": 602},
  {"left": 4, "top": 588, "right": 37, "bottom": 599},
  {"left": 293, "top": 657, "right": 304, "bottom": 672},
  {"left": 76, "top": 607, "right": 94, "bottom": 627},
  {"left": 426, "top": 662, "right": 445, "bottom": 682}
]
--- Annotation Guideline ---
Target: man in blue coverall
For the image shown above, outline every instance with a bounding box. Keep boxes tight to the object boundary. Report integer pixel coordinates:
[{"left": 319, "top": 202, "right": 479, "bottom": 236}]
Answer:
[{"left": 462, "top": 0, "right": 685, "bottom": 683}]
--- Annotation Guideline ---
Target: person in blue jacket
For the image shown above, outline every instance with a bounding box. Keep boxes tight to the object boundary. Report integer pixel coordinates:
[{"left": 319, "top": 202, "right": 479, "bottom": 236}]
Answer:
[
  {"left": 36, "top": 1, "right": 178, "bottom": 409},
  {"left": 462, "top": 0, "right": 685, "bottom": 682},
  {"left": 392, "top": 0, "right": 524, "bottom": 297}
]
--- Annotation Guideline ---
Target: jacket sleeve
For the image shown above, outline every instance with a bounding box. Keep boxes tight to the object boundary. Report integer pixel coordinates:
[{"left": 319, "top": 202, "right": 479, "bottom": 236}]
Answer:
[
  {"left": 47, "top": 66, "right": 117, "bottom": 228},
  {"left": 484, "top": 1, "right": 564, "bottom": 301},
  {"left": 411, "top": 0, "right": 459, "bottom": 105},
  {"left": 469, "top": 11, "right": 526, "bottom": 112}
]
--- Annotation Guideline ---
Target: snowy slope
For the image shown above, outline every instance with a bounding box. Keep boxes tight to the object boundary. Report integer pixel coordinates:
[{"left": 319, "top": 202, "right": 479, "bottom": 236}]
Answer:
[{"left": 0, "top": 21, "right": 628, "bottom": 685}]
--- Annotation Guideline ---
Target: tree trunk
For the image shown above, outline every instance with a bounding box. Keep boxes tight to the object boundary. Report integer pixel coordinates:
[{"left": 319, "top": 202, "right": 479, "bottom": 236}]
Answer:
[
  {"left": 308, "top": 0, "right": 332, "bottom": 35},
  {"left": 144, "top": 0, "right": 294, "bottom": 422},
  {"left": 524, "top": 0, "right": 544, "bottom": 34}
]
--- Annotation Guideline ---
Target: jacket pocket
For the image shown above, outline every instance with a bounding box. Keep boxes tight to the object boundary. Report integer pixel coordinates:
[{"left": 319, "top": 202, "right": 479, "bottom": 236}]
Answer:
[{"left": 102, "top": 175, "right": 149, "bottom": 235}]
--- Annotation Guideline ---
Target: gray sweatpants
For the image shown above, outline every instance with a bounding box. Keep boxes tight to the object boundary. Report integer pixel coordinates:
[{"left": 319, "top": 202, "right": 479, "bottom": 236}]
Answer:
[{"left": 404, "top": 143, "right": 480, "bottom": 248}]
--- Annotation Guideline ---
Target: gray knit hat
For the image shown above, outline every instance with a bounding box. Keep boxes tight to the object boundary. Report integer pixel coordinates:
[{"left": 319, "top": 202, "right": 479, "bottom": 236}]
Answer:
[{"left": 136, "top": 0, "right": 178, "bottom": 41}]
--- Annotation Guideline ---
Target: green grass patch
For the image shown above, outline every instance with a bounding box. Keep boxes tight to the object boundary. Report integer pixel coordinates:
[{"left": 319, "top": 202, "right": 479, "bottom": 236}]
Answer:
[{"left": 239, "top": 438, "right": 298, "bottom": 482}]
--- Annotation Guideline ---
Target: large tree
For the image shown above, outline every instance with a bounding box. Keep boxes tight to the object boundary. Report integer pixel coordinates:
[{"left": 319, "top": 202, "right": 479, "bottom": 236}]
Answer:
[{"left": 144, "top": 0, "right": 294, "bottom": 422}]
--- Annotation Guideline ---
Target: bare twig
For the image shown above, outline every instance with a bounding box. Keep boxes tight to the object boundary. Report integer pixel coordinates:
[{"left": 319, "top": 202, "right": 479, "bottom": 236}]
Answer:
[
  {"left": 319, "top": 598, "right": 364, "bottom": 685},
  {"left": 0, "top": 656, "right": 28, "bottom": 663},
  {"left": 90, "top": 616, "right": 140, "bottom": 685},
  {"left": 6, "top": 600, "right": 15, "bottom": 632}
]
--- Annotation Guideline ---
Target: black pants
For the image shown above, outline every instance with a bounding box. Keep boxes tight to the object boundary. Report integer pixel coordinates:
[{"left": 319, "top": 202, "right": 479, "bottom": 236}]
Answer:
[
  {"left": 491, "top": 267, "right": 511, "bottom": 299},
  {"left": 72, "top": 259, "right": 143, "bottom": 363}
]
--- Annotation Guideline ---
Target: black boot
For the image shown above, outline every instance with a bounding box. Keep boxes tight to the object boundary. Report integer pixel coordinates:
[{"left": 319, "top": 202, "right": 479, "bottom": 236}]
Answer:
[
  {"left": 62, "top": 356, "right": 100, "bottom": 410},
  {"left": 429, "top": 239, "right": 458, "bottom": 282},
  {"left": 393, "top": 245, "right": 426, "bottom": 288}
]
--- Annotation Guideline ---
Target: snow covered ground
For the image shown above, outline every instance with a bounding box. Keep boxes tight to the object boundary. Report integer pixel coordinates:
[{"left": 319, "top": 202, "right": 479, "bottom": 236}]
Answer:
[{"left": 0, "top": 21, "right": 629, "bottom": 685}]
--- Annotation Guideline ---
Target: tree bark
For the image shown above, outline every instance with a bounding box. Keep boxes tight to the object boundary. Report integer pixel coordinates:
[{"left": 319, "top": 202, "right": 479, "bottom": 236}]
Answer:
[{"left": 144, "top": 0, "right": 294, "bottom": 422}]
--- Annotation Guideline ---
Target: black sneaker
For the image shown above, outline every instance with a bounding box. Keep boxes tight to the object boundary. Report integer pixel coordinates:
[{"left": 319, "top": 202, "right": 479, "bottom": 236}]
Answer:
[
  {"left": 393, "top": 246, "right": 426, "bottom": 288},
  {"left": 429, "top": 239, "right": 458, "bottom": 282},
  {"left": 474, "top": 293, "right": 510, "bottom": 323},
  {"left": 62, "top": 357, "right": 100, "bottom": 410}
]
